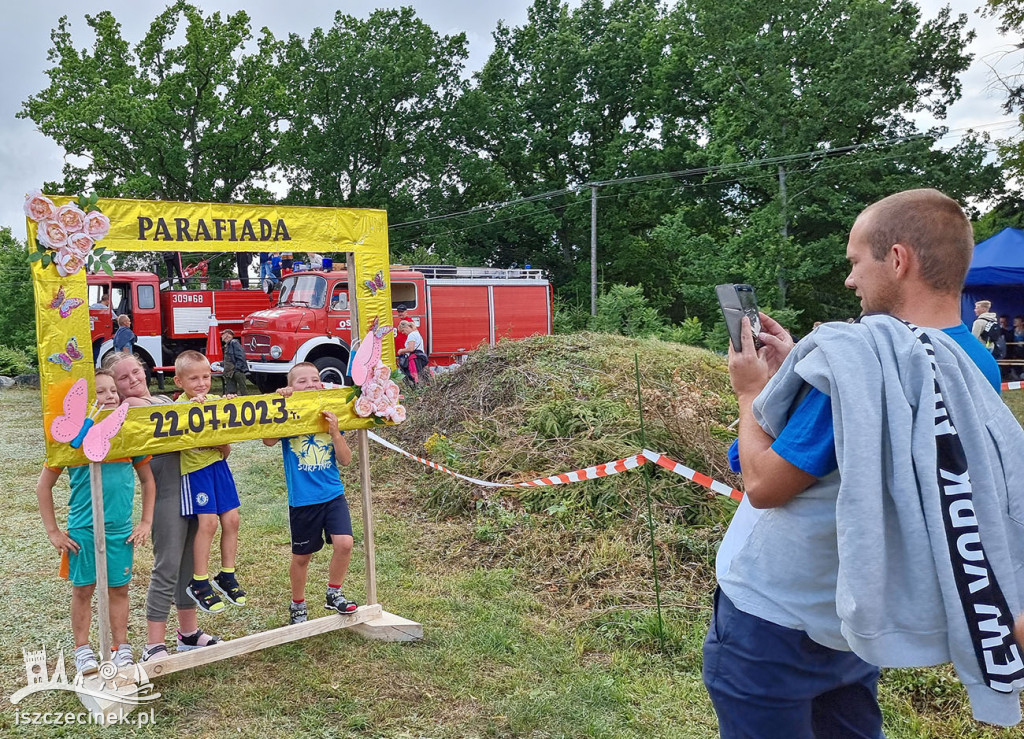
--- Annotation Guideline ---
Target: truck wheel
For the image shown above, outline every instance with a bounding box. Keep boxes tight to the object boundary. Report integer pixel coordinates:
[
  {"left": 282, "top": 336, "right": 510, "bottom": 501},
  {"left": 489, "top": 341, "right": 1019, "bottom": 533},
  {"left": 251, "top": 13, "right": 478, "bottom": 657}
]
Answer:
[
  {"left": 313, "top": 356, "right": 350, "bottom": 386},
  {"left": 253, "top": 372, "right": 286, "bottom": 393}
]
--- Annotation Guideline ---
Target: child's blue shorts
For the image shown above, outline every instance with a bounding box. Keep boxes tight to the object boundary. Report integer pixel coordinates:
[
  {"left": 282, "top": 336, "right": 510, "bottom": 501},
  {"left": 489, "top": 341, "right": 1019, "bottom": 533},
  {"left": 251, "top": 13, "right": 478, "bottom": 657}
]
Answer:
[{"left": 180, "top": 459, "right": 240, "bottom": 517}]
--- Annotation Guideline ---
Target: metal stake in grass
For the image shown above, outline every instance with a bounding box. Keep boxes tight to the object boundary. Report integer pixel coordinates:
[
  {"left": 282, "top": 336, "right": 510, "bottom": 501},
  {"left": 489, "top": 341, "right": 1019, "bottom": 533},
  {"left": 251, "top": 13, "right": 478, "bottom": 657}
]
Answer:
[{"left": 634, "top": 353, "right": 665, "bottom": 650}]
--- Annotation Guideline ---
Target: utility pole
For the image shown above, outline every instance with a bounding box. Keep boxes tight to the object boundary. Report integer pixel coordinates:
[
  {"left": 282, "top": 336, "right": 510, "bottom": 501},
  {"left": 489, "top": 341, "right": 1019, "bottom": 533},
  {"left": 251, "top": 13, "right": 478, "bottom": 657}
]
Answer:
[{"left": 591, "top": 185, "right": 598, "bottom": 316}]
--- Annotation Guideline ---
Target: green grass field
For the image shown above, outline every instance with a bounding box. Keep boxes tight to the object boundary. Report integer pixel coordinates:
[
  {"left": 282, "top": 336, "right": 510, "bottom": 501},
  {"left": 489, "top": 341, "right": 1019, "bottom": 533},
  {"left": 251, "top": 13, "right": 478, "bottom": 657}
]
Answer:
[{"left": 1, "top": 379, "right": 1022, "bottom": 738}]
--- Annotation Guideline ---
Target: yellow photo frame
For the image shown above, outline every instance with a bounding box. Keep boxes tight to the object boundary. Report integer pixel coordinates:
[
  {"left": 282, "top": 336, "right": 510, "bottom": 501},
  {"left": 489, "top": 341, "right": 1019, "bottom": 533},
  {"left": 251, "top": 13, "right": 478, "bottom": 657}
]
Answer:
[{"left": 29, "top": 196, "right": 395, "bottom": 467}]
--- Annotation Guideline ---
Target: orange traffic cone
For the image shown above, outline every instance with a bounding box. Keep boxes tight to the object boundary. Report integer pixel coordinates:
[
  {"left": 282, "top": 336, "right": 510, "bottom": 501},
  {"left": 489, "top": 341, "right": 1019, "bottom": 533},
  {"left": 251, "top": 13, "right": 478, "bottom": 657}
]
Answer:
[{"left": 205, "top": 314, "right": 223, "bottom": 364}]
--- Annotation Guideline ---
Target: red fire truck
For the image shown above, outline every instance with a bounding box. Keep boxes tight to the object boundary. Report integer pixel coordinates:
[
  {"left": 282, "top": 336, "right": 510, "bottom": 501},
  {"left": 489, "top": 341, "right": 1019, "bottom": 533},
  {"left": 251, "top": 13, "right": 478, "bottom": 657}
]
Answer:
[
  {"left": 86, "top": 265, "right": 552, "bottom": 391},
  {"left": 242, "top": 265, "right": 552, "bottom": 391},
  {"left": 86, "top": 272, "right": 273, "bottom": 371}
]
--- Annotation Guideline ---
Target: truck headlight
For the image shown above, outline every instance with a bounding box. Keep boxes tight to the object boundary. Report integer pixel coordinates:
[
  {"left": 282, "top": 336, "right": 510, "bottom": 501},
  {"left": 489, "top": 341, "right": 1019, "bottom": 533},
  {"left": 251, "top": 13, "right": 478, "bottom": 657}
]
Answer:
[{"left": 270, "top": 345, "right": 283, "bottom": 359}]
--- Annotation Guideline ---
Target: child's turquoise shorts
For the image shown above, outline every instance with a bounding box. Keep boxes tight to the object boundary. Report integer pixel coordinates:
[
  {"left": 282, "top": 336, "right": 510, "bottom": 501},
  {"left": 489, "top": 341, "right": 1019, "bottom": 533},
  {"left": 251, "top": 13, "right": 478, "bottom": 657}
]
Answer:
[{"left": 67, "top": 525, "right": 134, "bottom": 588}]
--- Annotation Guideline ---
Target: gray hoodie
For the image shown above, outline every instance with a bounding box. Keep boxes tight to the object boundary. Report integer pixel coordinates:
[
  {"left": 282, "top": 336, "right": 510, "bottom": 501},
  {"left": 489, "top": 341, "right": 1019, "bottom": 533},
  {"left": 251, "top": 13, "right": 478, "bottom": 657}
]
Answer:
[{"left": 738, "top": 315, "right": 1024, "bottom": 726}]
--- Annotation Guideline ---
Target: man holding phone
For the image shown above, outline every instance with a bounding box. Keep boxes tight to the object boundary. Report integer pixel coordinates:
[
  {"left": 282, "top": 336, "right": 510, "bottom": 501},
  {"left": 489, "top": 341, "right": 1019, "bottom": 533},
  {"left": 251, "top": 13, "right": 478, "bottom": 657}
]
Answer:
[{"left": 703, "top": 189, "right": 1023, "bottom": 736}]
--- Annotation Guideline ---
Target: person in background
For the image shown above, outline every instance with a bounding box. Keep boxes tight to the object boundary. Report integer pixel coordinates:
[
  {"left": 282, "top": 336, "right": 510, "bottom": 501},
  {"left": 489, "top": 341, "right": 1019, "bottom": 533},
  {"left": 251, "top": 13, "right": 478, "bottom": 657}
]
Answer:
[
  {"left": 280, "top": 251, "right": 294, "bottom": 272},
  {"left": 258, "top": 252, "right": 274, "bottom": 287},
  {"left": 113, "top": 314, "right": 136, "bottom": 354},
  {"left": 971, "top": 299, "right": 997, "bottom": 338},
  {"left": 396, "top": 319, "right": 428, "bottom": 384},
  {"left": 220, "top": 328, "right": 250, "bottom": 395},
  {"left": 235, "top": 253, "right": 253, "bottom": 289},
  {"left": 395, "top": 304, "right": 409, "bottom": 323},
  {"left": 91, "top": 293, "right": 109, "bottom": 311},
  {"left": 162, "top": 251, "right": 185, "bottom": 289}
]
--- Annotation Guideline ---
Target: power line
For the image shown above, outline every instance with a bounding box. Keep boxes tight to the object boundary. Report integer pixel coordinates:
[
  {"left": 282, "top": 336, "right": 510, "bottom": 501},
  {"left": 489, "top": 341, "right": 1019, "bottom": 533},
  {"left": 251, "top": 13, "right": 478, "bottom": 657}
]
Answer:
[{"left": 388, "top": 133, "right": 933, "bottom": 232}]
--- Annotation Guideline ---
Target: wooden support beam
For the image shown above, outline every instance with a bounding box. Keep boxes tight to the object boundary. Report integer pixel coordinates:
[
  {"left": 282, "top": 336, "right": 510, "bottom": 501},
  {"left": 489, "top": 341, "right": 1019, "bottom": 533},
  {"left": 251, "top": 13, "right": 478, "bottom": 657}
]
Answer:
[
  {"left": 345, "top": 250, "right": 378, "bottom": 606},
  {"left": 349, "top": 610, "right": 422, "bottom": 642},
  {"left": 90, "top": 463, "right": 112, "bottom": 660},
  {"left": 144, "top": 604, "right": 382, "bottom": 678}
]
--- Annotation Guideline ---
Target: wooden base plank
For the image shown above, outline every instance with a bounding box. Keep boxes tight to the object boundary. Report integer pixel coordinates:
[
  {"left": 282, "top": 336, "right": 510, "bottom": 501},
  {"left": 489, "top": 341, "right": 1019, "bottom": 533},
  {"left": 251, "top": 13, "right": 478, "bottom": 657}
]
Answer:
[
  {"left": 349, "top": 610, "right": 423, "bottom": 642},
  {"left": 144, "top": 604, "right": 382, "bottom": 678}
]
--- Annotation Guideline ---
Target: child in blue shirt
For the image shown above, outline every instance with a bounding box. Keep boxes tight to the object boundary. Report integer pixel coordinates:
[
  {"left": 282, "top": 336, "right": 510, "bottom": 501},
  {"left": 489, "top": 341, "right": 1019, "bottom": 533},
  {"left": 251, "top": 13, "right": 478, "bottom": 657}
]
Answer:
[{"left": 264, "top": 362, "right": 356, "bottom": 625}]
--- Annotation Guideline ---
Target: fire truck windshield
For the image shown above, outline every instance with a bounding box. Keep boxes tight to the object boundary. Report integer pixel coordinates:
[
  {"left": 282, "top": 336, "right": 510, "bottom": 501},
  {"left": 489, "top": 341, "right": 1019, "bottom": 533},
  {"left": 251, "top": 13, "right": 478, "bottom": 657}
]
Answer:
[{"left": 277, "top": 274, "right": 327, "bottom": 309}]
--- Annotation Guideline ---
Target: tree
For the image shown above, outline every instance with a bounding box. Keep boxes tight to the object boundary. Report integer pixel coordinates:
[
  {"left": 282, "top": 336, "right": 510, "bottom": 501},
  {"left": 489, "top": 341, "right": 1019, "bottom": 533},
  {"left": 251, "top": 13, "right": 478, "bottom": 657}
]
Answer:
[
  {"left": 279, "top": 7, "right": 469, "bottom": 233},
  {"left": 449, "top": 0, "right": 673, "bottom": 287},
  {"left": 649, "top": 0, "right": 1001, "bottom": 329},
  {"left": 0, "top": 230, "right": 38, "bottom": 354},
  {"left": 20, "top": 2, "right": 287, "bottom": 203}
]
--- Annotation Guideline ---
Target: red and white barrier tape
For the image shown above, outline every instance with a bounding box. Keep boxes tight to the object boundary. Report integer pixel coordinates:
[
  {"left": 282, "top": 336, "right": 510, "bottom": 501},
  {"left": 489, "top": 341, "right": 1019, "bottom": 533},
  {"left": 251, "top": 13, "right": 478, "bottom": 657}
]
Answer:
[
  {"left": 640, "top": 449, "right": 744, "bottom": 502},
  {"left": 1002, "top": 380, "right": 1023, "bottom": 392},
  {"left": 366, "top": 431, "right": 743, "bottom": 500}
]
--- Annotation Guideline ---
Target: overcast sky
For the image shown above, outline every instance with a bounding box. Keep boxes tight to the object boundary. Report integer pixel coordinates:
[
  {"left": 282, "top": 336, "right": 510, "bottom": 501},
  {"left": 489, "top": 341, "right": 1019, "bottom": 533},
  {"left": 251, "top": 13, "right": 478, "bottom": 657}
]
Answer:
[{"left": 0, "top": 0, "right": 1018, "bottom": 237}]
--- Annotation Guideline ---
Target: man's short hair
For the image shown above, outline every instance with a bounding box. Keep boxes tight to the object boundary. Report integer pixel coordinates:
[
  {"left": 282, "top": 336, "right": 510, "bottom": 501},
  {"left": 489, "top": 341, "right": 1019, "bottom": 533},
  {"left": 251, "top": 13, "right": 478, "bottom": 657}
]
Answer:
[
  {"left": 175, "top": 349, "right": 208, "bottom": 374},
  {"left": 860, "top": 189, "right": 973, "bottom": 293},
  {"left": 221, "top": 328, "right": 234, "bottom": 338},
  {"left": 117, "top": 314, "right": 131, "bottom": 326},
  {"left": 287, "top": 361, "right": 318, "bottom": 384},
  {"left": 976, "top": 300, "right": 992, "bottom": 311}
]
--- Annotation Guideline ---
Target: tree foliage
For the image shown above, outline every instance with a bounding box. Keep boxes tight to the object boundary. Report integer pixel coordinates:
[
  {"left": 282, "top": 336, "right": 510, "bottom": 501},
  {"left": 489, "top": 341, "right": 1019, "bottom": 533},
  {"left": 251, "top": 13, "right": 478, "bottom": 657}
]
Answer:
[
  {"left": 0, "top": 229, "right": 38, "bottom": 354},
  {"left": 280, "top": 7, "right": 468, "bottom": 232},
  {"left": 19, "top": 1, "right": 287, "bottom": 202},
  {"left": 17, "top": 0, "right": 1009, "bottom": 339}
]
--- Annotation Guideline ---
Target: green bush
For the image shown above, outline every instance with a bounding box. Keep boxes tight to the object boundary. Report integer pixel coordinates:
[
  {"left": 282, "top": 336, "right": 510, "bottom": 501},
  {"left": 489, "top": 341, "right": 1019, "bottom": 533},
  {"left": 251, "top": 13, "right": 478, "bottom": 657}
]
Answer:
[
  {"left": 589, "top": 284, "right": 665, "bottom": 337},
  {"left": 659, "top": 316, "right": 705, "bottom": 346},
  {"left": 553, "top": 296, "right": 589, "bottom": 334},
  {"left": 0, "top": 345, "right": 35, "bottom": 376}
]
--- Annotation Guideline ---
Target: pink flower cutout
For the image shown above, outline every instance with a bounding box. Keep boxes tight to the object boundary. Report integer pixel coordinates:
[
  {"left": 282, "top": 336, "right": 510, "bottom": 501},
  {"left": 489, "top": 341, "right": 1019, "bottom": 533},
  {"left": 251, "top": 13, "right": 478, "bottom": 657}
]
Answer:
[
  {"left": 38, "top": 219, "right": 69, "bottom": 250},
  {"left": 83, "top": 211, "right": 111, "bottom": 240},
  {"left": 55, "top": 203, "right": 86, "bottom": 233},
  {"left": 24, "top": 190, "right": 56, "bottom": 222}
]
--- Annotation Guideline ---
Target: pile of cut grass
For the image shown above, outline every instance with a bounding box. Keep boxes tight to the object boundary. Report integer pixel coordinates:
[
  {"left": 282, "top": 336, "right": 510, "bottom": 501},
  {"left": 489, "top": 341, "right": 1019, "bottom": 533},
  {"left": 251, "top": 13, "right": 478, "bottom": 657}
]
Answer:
[{"left": 381, "top": 332, "right": 740, "bottom": 527}]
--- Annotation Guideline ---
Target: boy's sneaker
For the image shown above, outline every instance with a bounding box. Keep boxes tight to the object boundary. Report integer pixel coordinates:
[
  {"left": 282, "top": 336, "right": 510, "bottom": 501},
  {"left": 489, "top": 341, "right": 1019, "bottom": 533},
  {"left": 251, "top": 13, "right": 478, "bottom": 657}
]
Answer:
[
  {"left": 325, "top": 589, "right": 358, "bottom": 614},
  {"left": 289, "top": 601, "right": 308, "bottom": 625},
  {"left": 74, "top": 646, "right": 99, "bottom": 675},
  {"left": 212, "top": 571, "right": 247, "bottom": 606},
  {"left": 111, "top": 644, "right": 134, "bottom": 668},
  {"left": 186, "top": 579, "right": 225, "bottom": 613},
  {"left": 140, "top": 644, "right": 169, "bottom": 663},
  {"left": 176, "top": 628, "right": 221, "bottom": 652}
]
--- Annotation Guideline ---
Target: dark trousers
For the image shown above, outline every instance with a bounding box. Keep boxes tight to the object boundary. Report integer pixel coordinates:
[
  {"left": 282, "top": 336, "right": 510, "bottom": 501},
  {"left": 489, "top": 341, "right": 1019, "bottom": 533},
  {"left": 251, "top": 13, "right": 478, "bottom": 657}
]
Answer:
[
  {"left": 702, "top": 588, "right": 884, "bottom": 739},
  {"left": 235, "top": 253, "right": 253, "bottom": 289},
  {"left": 162, "top": 253, "right": 184, "bottom": 286},
  {"left": 224, "top": 369, "right": 249, "bottom": 395}
]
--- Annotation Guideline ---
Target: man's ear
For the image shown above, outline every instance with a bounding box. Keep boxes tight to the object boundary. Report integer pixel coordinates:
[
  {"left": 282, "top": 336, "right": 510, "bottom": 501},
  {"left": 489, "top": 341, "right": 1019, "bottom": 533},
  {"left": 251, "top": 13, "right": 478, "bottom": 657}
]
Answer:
[{"left": 890, "top": 242, "right": 913, "bottom": 279}]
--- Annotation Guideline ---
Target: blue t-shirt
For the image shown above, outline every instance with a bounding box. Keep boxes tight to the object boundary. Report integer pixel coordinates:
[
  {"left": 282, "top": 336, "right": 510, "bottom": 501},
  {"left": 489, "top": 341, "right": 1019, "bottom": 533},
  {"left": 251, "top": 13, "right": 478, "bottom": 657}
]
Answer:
[
  {"left": 770, "top": 323, "right": 1002, "bottom": 476},
  {"left": 281, "top": 433, "right": 345, "bottom": 507}
]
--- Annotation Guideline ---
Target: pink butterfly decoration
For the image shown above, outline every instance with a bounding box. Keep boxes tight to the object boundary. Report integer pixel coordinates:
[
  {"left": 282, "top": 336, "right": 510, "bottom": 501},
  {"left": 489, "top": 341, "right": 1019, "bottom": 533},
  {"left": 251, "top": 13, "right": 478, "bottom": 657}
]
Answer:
[
  {"left": 47, "top": 336, "right": 84, "bottom": 372},
  {"left": 351, "top": 316, "right": 395, "bottom": 386},
  {"left": 363, "top": 270, "right": 386, "bottom": 297},
  {"left": 48, "top": 286, "right": 85, "bottom": 319},
  {"left": 50, "top": 378, "right": 130, "bottom": 461}
]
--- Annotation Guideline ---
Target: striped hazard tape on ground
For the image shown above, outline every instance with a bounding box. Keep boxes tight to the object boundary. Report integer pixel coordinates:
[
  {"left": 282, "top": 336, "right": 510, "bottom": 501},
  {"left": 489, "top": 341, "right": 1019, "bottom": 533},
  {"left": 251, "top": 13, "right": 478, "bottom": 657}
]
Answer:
[
  {"left": 1002, "top": 380, "right": 1023, "bottom": 392},
  {"left": 367, "top": 431, "right": 743, "bottom": 500},
  {"left": 641, "top": 449, "right": 744, "bottom": 502}
]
